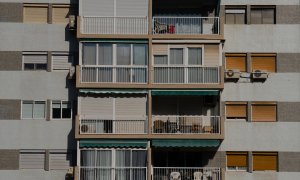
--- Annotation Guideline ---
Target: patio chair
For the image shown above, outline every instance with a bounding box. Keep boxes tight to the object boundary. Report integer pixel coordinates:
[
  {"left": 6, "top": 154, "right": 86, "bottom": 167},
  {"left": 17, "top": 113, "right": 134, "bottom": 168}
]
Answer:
[
  {"left": 170, "top": 172, "right": 181, "bottom": 180},
  {"left": 193, "top": 172, "right": 203, "bottom": 180},
  {"left": 202, "top": 170, "right": 212, "bottom": 180},
  {"left": 154, "top": 20, "right": 168, "bottom": 34},
  {"left": 154, "top": 120, "right": 165, "bottom": 133}
]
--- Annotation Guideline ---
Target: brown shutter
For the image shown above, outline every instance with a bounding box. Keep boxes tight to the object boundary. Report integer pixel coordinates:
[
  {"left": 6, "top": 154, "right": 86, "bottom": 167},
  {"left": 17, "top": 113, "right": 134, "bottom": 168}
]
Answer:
[
  {"left": 253, "top": 152, "right": 277, "bottom": 171},
  {"left": 152, "top": 45, "right": 168, "bottom": 55},
  {"left": 227, "top": 152, "right": 248, "bottom": 167},
  {"left": 52, "top": 5, "right": 71, "bottom": 24},
  {"left": 226, "top": 54, "right": 247, "bottom": 72},
  {"left": 226, "top": 103, "right": 247, "bottom": 118},
  {"left": 252, "top": 104, "right": 276, "bottom": 122},
  {"left": 251, "top": 55, "right": 276, "bottom": 72},
  {"left": 24, "top": 4, "right": 48, "bottom": 23}
]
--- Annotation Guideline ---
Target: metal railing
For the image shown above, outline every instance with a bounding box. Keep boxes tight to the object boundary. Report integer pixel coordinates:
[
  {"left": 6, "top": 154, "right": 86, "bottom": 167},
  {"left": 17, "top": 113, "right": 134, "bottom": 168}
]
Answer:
[
  {"left": 153, "top": 17, "right": 220, "bottom": 35},
  {"left": 80, "top": 118, "right": 148, "bottom": 134},
  {"left": 152, "top": 167, "right": 221, "bottom": 180},
  {"left": 152, "top": 115, "right": 220, "bottom": 134},
  {"left": 81, "top": 16, "right": 148, "bottom": 34},
  {"left": 81, "top": 66, "right": 148, "bottom": 84},
  {"left": 153, "top": 66, "right": 219, "bottom": 84},
  {"left": 80, "top": 167, "right": 147, "bottom": 180}
]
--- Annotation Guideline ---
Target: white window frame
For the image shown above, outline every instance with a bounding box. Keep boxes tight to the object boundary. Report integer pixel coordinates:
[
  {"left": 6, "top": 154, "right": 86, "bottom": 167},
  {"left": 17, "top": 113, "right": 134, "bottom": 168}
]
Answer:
[
  {"left": 19, "top": 149, "right": 46, "bottom": 170},
  {"left": 21, "top": 100, "right": 46, "bottom": 120},
  {"left": 22, "top": 52, "right": 48, "bottom": 71},
  {"left": 226, "top": 153, "right": 248, "bottom": 172},
  {"left": 51, "top": 100, "right": 72, "bottom": 120}
]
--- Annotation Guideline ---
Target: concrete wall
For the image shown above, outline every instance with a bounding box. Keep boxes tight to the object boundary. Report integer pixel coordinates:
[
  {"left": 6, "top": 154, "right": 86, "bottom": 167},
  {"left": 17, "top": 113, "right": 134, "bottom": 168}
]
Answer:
[
  {"left": 277, "top": 102, "right": 300, "bottom": 122},
  {"left": 0, "top": 0, "right": 77, "bottom": 3},
  {"left": 277, "top": 6, "right": 300, "bottom": 24},
  {"left": 0, "top": 51, "right": 22, "bottom": 71},
  {"left": 0, "top": 100, "right": 21, "bottom": 120},
  {"left": 221, "top": 0, "right": 300, "bottom": 5},
  {"left": 0, "top": 3, "right": 23, "bottom": 22},
  {"left": 278, "top": 152, "right": 300, "bottom": 172},
  {"left": 0, "top": 170, "right": 69, "bottom": 180},
  {"left": 0, "top": 150, "right": 19, "bottom": 170},
  {"left": 226, "top": 172, "right": 300, "bottom": 180},
  {"left": 277, "top": 53, "right": 300, "bottom": 73}
]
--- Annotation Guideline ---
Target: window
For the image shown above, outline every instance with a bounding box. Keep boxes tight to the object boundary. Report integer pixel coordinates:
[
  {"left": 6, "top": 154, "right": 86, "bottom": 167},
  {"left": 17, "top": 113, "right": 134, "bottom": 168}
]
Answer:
[
  {"left": 117, "top": 44, "right": 131, "bottom": 65},
  {"left": 251, "top": 7, "right": 275, "bottom": 24},
  {"left": 253, "top": 152, "right": 278, "bottom": 171},
  {"left": 98, "top": 44, "right": 113, "bottom": 65},
  {"left": 52, "top": 101, "right": 72, "bottom": 119},
  {"left": 170, "top": 48, "right": 184, "bottom": 64},
  {"left": 225, "top": 8, "right": 246, "bottom": 24},
  {"left": 52, "top": 53, "right": 73, "bottom": 70},
  {"left": 154, "top": 55, "right": 168, "bottom": 65},
  {"left": 49, "top": 151, "right": 73, "bottom": 170},
  {"left": 52, "top": 4, "right": 73, "bottom": 24},
  {"left": 22, "top": 101, "right": 46, "bottom": 119},
  {"left": 226, "top": 54, "right": 247, "bottom": 72},
  {"left": 23, "top": 4, "right": 48, "bottom": 23},
  {"left": 23, "top": 53, "right": 47, "bottom": 71},
  {"left": 251, "top": 54, "right": 276, "bottom": 72},
  {"left": 226, "top": 102, "right": 247, "bottom": 120},
  {"left": 83, "top": 43, "right": 97, "bottom": 65},
  {"left": 188, "top": 48, "right": 202, "bottom": 65},
  {"left": 252, "top": 103, "right": 277, "bottom": 122},
  {"left": 20, "top": 150, "right": 45, "bottom": 169},
  {"left": 227, "top": 152, "right": 248, "bottom": 171}
]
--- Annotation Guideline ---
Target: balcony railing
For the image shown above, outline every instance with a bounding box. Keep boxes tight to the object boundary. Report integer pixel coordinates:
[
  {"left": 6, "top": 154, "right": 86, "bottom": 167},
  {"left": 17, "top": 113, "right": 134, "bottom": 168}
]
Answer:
[
  {"left": 153, "top": 17, "right": 220, "bottom": 35},
  {"left": 153, "top": 66, "right": 220, "bottom": 84},
  {"left": 152, "top": 115, "right": 220, "bottom": 134},
  {"left": 80, "top": 167, "right": 147, "bottom": 180},
  {"left": 80, "top": 117, "right": 148, "bottom": 134},
  {"left": 81, "top": 66, "right": 148, "bottom": 84},
  {"left": 81, "top": 16, "right": 148, "bottom": 34},
  {"left": 153, "top": 167, "right": 221, "bottom": 180}
]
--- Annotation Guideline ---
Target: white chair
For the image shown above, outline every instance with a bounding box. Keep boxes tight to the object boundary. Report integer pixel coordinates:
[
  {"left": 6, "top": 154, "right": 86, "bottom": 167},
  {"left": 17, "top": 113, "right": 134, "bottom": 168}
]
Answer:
[
  {"left": 193, "top": 172, "right": 202, "bottom": 180},
  {"left": 202, "top": 171, "right": 212, "bottom": 180},
  {"left": 170, "top": 172, "right": 181, "bottom": 180}
]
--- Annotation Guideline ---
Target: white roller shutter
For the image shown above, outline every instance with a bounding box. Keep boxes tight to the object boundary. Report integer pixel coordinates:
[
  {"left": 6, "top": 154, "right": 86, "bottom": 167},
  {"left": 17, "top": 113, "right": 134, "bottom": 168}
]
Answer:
[
  {"left": 50, "top": 152, "right": 72, "bottom": 170},
  {"left": 80, "top": 97, "right": 113, "bottom": 119},
  {"left": 52, "top": 54, "right": 73, "bottom": 70},
  {"left": 115, "top": 96, "right": 146, "bottom": 120},
  {"left": 82, "top": 0, "right": 114, "bottom": 16},
  {"left": 23, "top": 54, "right": 47, "bottom": 64},
  {"left": 20, "top": 151, "right": 45, "bottom": 169},
  {"left": 116, "top": 0, "right": 148, "bottom": 16}
]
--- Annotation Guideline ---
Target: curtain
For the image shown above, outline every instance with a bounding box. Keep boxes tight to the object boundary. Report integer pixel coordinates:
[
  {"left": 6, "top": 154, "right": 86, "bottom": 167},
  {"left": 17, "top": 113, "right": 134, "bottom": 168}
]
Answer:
[
  {"left": 83, "top": 43, "right": 97, "bottom": 65},
  {"left": 188, "top": 48, "right": 202, "bottom": 65},
  {"left": 170, "top": 48, "right": 183, "bottom": 64},
  {"left": 116, "top": 150, "right": 131, "bottom": 180},
  {"left": 154, "top": 55, "right": 168, "bottom": 65},
  {"left": 133, "top": 44, "right": 147, "bottom": 65},
  {"left": 117, "top": 44, "right": 131, "bottom": 65},
  {"left": 132, "top": 151, "right": 147, "bottom": 180},
  {"left": 98, "top": 44, "right": 113, "bottom": 65}
]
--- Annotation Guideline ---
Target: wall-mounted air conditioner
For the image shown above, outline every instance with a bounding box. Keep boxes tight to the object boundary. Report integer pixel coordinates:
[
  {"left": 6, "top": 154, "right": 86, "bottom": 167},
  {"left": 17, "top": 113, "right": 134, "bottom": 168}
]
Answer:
[
  {"left": 68, "top": 66, "right": 75, "bottom": 79},
  {"left": 68, "top": 15, "right": 76, "bottom": 30},
  {"left": 225, "top": 69, "right": 240, "bottom": 79},
  {"left": 251, "top": 70, "right": 268, "bottom": 79},
  {"left": 80, "top": 124, "right": 96, "bottom": 133}
]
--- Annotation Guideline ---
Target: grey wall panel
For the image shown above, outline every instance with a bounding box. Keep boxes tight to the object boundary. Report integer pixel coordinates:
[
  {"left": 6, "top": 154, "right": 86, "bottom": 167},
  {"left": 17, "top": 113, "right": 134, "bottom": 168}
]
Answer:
[
  {"left": 279, "top": 152, "right": 300, "bottom": 172},
  {"left": 221, "top": 0, "right": 300, "bottom": 5},
  {"left": 0, "top": 120, "right": 75, "bottom": 149},
  {"left": 0, "top": 100, "right": 21, "bottom": 120},
  {"left": 223, "top": 74, "right": 300, "bottom": 102},
  {"left": 0, "top": 150, "right": 19, "bottom": 170},
  {"left": 202, "top": 151, "right": 226, "bottom": 168},
  {"left": 278, "top": 102, "right": 300, "bottom": 122},
  {"left": 0, "top": 3, "right": 22, "bottom": 22},
  {"left": 277, "top": 6, "right": 300, "bottom": 24},
  {"left": 116, "top": 0, "right": 148, "bottom": 16},
  {"left": 224, "top": 25, "right": 300, "bottom": 53},
  {"left": 0, "top": 0, "right": 77, "bottom": 3},
  {"left": 0, "top": 51, "right": 22, "bottom": 71},
  {"left": 219, "top": 121, "right": 300, "bottom": 152},
  {"left": 277, "top": 53, "right": 300, "bottom": 73},
  {"left": 0, "top": 170, "right": 69, "bottom": 180},
  {"left": 0, "top": 23, "right": 78, "bottom": 51}
]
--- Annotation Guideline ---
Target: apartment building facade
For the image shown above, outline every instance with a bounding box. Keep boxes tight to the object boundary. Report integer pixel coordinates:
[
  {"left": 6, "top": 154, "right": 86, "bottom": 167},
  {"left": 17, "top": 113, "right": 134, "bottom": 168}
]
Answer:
[{"left": 0, "top": 0, "right": 299, "bottom": 180}]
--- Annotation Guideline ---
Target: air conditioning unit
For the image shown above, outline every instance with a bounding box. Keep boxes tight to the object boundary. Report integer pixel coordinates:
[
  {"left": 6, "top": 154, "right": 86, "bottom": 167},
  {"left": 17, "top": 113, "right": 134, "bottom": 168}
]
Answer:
[
  {"left": 68, "top": 66, "right": 75, "bottom": 79},
  {"left": 225, "top": 69, "right": 240, "bottom": 79},
  {"left": 252, "top": 70, "right": 268, "bottom": 79},
  {"left": 80, "top": 124, "right": 96, "bottom": 133},
  {"left": 68, "top": 15, "right": 76, "bottom": 30},
  {"left": 66, "top": 167, "right": 74, "bottom": 177}
]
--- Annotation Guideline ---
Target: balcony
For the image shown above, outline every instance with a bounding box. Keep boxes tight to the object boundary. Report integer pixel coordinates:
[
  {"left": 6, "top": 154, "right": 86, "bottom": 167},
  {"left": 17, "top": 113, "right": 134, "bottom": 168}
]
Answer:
[
  {"left": 153, "top": 167, "right": 221, "bottom": 180},
  {"left": 79, "top": 117, "right": 148, "bottom": 135},
  {"left": 152, "top": 115, "right": 220, "bottom": 134},
  {"left": 153, "top": 17, "right": 220, "bottom": 35},
  {"left": 153, "top": 66, "right": 220, "bottom": 84}
]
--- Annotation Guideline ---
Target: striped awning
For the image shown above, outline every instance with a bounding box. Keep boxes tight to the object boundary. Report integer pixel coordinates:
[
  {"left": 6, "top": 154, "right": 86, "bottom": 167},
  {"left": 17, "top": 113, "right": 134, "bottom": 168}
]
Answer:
[
  {"left": 79, "top": 89, "right": 148, "bottom": 94},
  {"left": 80, "top": 140, "right": 148, "bottom": 148},
  {"left": 151, "top": 90, "right": 219, "bottom": 96},
  {"left": 152, "top": 140, "right": 220, "bottom": 148}
]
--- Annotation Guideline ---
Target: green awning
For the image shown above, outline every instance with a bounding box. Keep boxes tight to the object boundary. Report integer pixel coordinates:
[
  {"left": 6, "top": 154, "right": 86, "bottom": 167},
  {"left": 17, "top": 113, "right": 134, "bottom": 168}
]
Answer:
[
  {"left": 151, "top": 90, "right": 219, "bottom": 96},
  {"left": 152, "top": 140, "right": 220, "bottom": 148},
  {"left": 80, "top": 89, "right": 148, "bottom": 95},
  {"left": 80, "top": 140, "right": 148, "bottom": 148}
]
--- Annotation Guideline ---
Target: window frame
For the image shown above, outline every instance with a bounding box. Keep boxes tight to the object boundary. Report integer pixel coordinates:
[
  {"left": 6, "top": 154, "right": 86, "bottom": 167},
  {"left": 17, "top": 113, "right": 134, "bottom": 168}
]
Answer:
[
  {"left": 21, "top": 100, "right": 46, "bottom": 120},
  {"left": 226, "top": 152, "right": 248, "bottom": 171},
  {"left": 225, "top": 53, "right": 247, "bottom": 72},
  {"left": 225, "top": 7, "right": 247, "bottom": 24},
  {"left": 51, "top": 100, "right": 72, "bottom": 120},
  {"left": 51, "top": 52, "right": 74, "bottom": 71},
  {"left": 225, "top": 102, "right": 247, "bottom": 121},
  {"left": 251, "top": 54, "right": 277, "bottom": 73},
  {"left": 251, "top": 102, "right": 277, "bottom": 122},
  {"left": 250, "top": 6, "right": 276, "bottom": 24},
  {"left": 22, "top": 52, "right": 48, "bottom": 71},
  {"left": 252, "top": 152, "right": 278, "bottom": 171},
  {"left": 19, "top": 150, "right": 46, "bottom": 169}
]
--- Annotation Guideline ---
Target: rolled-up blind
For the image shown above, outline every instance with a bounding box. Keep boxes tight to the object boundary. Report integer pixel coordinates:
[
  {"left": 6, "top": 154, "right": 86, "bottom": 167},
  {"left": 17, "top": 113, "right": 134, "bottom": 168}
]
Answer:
[
  {"left": 227, "top": 152, "right": 247, "bottom": 167},
  {"left": 23, "top": 54, "right": 47, "bottom": 64},
  {"left": 226, "top": 54, "right": 247, "bottom": 72},
  {"left": 50, "top": 152, "right": 72, "bottom": 170},
  {"left": 52, "top": 5, "right": 71, "bottom": 24},
  {"left": 52, "top": 54, "right": 73, "bottom": 70},
  {"left": 115, "top": 96, "right": 146, "bottom": 120},
  {"left": 253, "top": 152, "right": 277, "bottom": 171},
  {"left": 20, "top": 151, "right": 45, "bottom": 169},
  {"left": 226, "top": 104, "right": 247, "bottom": 118},
  {"left": 252, "top": 104, "right": 276, "bottom": 122},
  {"left": 24, "top": 4, "right": 48, "bottom": 23},
  {"left": 116, "top": 0, "right": 148, "bottom": 16},
  {"left": 80, "top": 97, "right": 113, "bottom": 119},
  {"left": 82, "top": 0, "right": 114, "bottom": 16},
  {"left": 251, "top": 55, "right": 276, "bottom": 72}
]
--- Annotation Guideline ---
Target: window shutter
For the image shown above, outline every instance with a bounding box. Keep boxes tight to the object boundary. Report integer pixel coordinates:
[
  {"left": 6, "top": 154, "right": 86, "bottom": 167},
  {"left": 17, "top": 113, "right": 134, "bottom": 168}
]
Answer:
[
  {"left": 82, "top": 0, "right": 114, "bottom": 16},
  {"left": 23, "top": 54, "right": 47, "bottom": 64},
  {"left": 226, "top": 104, "right": 247, "bottom": 118},
  {"left": 52, "top": 54, "right": 73, "bottom": 70},
  {"left": 80, "top": 97, "right": 113, "bottom": 119},
  {"left": 252, "top": 104, "right": 276, "bottom": 122},
  {"left": 115, "top": 96, "right": 146, "bottom": 120},
  {"left": 253, "top": 152, "right": 277, "bottom": 171},
  {"left": 153, "top": 45, "right": 168, "bottom": 55},
  {"left": 227, "top": 152, "right": 247, "bottom": 167},
  {"left": 251, "top": 55, "right": 276, "bottom": 72},
  {"left": 22, "top": 101, "right": 33, "bottom": 119},
  {"left": 116, "top": 0, "right": 148, "bottom": 16},
  {"left": 20, "top": 151, "right": 45, "bottom": 169},
  {"left": 226, "top": 54, "right": 247, "bottom": 72},
  {"left": 24, "top": 5, "right": 48, "bottom": 23},
  {"left": 204, "top": 45, "right": 219, "bottom": 66},
  {"left": 251, "top": 9, "right": 262, "bottom": 24},
  {"left": 33, "top": 101, "right": 45, "bottom": 119},
  {"left": 50, "top": 152, "right": 72, "bottom": 170},
  {"left": 52, "top": 5, "right": 71, "bottom": 24}
]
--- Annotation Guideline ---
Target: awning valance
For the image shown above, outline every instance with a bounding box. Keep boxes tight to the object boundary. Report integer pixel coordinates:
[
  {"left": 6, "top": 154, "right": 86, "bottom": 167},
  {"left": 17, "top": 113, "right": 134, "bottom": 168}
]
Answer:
[
  {"left": 151, "top": 90, "right": 219, "bottom": 96},
  {"left": 152, "top": 140, "right": 220, "bottom": 148},
  {"left": 79, "top": 89, "right": 148, "bottom": 95},
  {"left": 80, "top": 140, "right": 148, "bottom": 148}
]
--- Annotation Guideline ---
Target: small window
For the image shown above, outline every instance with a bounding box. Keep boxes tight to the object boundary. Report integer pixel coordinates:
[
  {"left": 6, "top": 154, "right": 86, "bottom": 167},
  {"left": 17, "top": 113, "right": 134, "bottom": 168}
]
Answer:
[
  {"left": 23, "top": 53, "right": 48, "bottom": 71},
  {"left": 188, "top": 48, "right": 202, "bottom": 65},
  {"left": 226, "top": 102, "right": 247, "bottom": 120},
  {"left": 23, "top": 4, "right": 48, "bottom": 23},
  {"left": 52, "top": 101, "right": 72, "bottom": 119},
  {"left": 20, "top": 150, "right": 45, "bottom": 169},
  {"left": 22, "top": 101, "right": 46, "bottom": 119},
  {"left": 253, "top": 152, "right": 278, "bottom": 171},
  {"left": 251, "top": 7, "right": 275, "bottom": 24},
  {"left": 154, "top": 55, "right": 168, "bottom": 65},
  {"left": 170, "top": 48, "right": 184, "bottom": 64},
  {"left": 252, "top": 103, "right": 277, "bottom": 122},
  {"left": 117, "top": 44, "right": 131, "bottom": 65},
  {"left": 98, "top": 44, "right": 113, "bottom": 65},
  {"left": 226, "top": 54, "right": 247, "bottom": 72},
  {"left": 133, "top": 44, "right": 148, "bottom": 65},
  {"left": 82, "top": 43, "right": 97, "bottom": 65},
  {"left": 251, "top": 54, "right": 276, "bottom": 72},
  {"left": 227, "top": 152, "right": 248, "bottom": 171},
  {"left": 52, "top": 4, "right": 73, "bottom": 24},
  {"left": 225, "top": 9, "right": 246, "bottom": 24}
]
